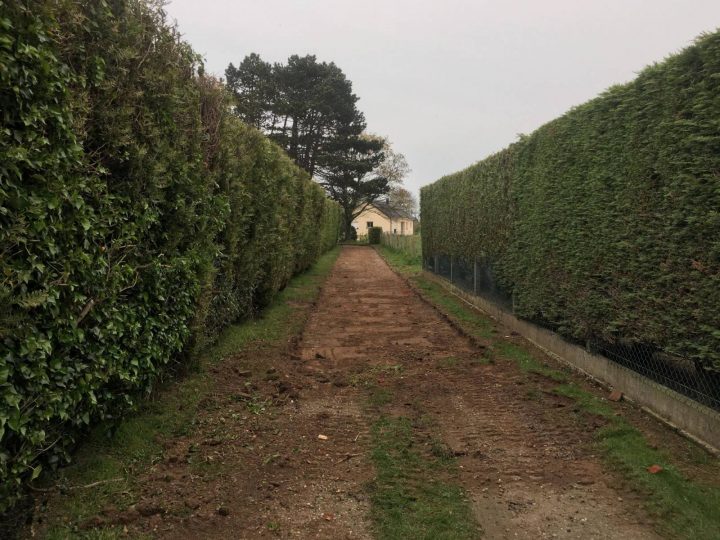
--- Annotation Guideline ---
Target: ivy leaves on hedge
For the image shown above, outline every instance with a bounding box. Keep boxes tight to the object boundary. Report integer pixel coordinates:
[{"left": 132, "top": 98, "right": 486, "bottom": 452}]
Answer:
[{"left": 0, "top": 0, "right": 340, "bottom": 511}]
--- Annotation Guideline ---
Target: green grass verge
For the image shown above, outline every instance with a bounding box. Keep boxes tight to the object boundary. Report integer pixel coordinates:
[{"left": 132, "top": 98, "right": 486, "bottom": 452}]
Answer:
[
  {"left": 375, "top": 244, "right": 420, "bottom": 276},
  {"left": 369, "top": 416, "right": 480, "bottom": 540},
  {"left": 41, "top": 248, "right": 341, "bottom": 540},
  {"left": 207, "top": 249, "right": 341, "bottom": 360},
  {"left": 494, "top": 342, "right": 568, "bottom": 382},
  {"left": 376, "top": 244, "right": 720, "bottom": 540},
  {"left": 556, "top": 382, "right": 720, "bottom": 540}
]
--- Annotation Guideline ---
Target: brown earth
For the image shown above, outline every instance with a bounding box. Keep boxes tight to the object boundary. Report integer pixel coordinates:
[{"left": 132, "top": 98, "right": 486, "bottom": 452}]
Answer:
[{"left": 41, "top": 245, "right": 688, "bottom": 538}]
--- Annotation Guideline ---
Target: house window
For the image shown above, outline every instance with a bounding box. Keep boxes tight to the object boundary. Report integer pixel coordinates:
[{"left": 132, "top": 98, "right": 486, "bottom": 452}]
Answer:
[
  {"left": 400, "top": 221, "right": 406, "bottom": 234},
  {"left": 366, "top": 221, "right": 373, "bottom": 228}
]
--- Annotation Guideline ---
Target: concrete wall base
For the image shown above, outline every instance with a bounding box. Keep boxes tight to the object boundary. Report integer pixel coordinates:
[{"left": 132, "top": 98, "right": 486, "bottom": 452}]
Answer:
[{"left": 423, "top": 271, "right": 720, "bottom": 454}]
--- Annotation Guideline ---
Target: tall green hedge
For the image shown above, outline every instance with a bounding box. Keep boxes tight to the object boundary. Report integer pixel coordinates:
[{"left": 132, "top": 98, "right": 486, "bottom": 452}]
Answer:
[
  {"left": 368, "top": 226, "right": 383, "bottom": 244},
  {"left": 422, "top": 31, "right": 720, "bottom": 373},
  {"left": 0, "top": 0, "right": 340, "bottom": 509}
]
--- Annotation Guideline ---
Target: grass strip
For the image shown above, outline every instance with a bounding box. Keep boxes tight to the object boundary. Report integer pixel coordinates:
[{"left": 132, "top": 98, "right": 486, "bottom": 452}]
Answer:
[
  {"left": 493, "top": 341, "right": 568, "bottom": 382},
  {"left": 369, "top": 416, "right": 480, "bottom": 540}
]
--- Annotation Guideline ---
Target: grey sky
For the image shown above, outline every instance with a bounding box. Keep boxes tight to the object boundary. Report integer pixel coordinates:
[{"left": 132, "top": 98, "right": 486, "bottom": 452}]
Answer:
[{"left": 166, "top": 0, "right": 720, "bottom": 197}]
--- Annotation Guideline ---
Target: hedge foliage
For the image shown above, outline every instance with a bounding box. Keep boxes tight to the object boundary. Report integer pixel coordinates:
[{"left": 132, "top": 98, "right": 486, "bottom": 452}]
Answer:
[
  {"left": 422, "top": 31, "right": 720, "bottom": 372},
  {"left": 0, "top": 0, "right": 340, "bottom": 508},
  {"left": 368, "top": 226, "right": 383, "bottom": 245}
]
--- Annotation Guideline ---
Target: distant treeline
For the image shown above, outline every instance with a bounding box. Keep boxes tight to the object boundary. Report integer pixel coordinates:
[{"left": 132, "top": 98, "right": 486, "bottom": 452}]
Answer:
[
  {"left": 0, "top": 0, "right": 340, "bottom": 507},
  {"left": 422, "top": 31, "right": 720, "bottom": 373}
]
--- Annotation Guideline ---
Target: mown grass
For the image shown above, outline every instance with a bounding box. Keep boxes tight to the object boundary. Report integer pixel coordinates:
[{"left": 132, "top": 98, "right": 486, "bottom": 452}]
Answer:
[
  {"left": 348, "top": 332, "right": 481, "bottom": 538},
  {"left": 40, "top": 248, "right": 341, "bottom": 540},
  {"left": 369, "top": 416, "right": 480, "bottom": 540},
  {"left": 375, "top": 244, "right": 420, "bottom": 276},
  {"left": 376, "top": 243, "right": 720, "bottom": 540},
  {"left": 557, "top": 382, "right": 720, "bottom": 540},
  {"left": 494, "top": 341, "right": 568, "bottom": 382},
  {"left": 367, "top": 386, "right": 395, "bottom": 408}
]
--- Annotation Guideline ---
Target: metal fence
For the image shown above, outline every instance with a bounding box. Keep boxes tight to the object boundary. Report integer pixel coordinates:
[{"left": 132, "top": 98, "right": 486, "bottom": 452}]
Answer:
[
  {"left": 424, "top": 254, "right": 720, "bottom": 412},
  {"left": 424, "top": 254, "right": 513, "bottom": 310}
]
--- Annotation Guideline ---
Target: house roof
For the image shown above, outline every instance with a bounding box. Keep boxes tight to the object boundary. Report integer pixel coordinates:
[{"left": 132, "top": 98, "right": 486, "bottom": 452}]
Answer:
[{"left": 371, "top": 201, "right": 414, "bottom": 220}]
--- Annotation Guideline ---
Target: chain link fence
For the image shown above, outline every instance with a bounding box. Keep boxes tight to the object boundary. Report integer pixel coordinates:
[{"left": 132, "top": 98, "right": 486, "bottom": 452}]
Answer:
[{"left": 424, "top": 253, "right": 720, "bottom": 413}]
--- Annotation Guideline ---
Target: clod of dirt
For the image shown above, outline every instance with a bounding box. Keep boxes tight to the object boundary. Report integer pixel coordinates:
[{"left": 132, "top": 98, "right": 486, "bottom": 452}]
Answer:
[
  {"left": 100, "top": 505, "right": 117, "bottom": 517},
  {"left": 79, "top": 516, "right": 106, "bottom": 530},
  {"left": 113, "top": 510, "right": 139, "bottom": 525},
  {"left": 276, "top": 381, "right": 293, "bottom": 394},
  {"left": 609, "top": 390, "right": 623, "bottom": 402},
  {"left": 217, "top": 506, "right": 230, "bottom": 516},
  {"left": 184, "top": 499, "right": 201, "bottom": 510},
  {"left": 203, "top": 438, "right": 223, "bottom": 446},
  {"left": 135, "top": 503, "right": 165, "bottom": 517}
]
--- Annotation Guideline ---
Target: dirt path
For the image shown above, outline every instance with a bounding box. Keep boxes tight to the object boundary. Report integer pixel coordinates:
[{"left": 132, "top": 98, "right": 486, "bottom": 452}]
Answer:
[
  {"left": 51, "top": 245, "right": 665, "bottom": 539},
  {"left": 298, "top": 246, "right": 660, "bottom": 539}
]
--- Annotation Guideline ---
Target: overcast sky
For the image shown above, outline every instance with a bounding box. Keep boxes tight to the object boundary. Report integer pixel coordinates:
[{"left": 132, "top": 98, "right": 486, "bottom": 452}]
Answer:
[{"left": 166, "top": 0, "right": 720, "bottom": 197}]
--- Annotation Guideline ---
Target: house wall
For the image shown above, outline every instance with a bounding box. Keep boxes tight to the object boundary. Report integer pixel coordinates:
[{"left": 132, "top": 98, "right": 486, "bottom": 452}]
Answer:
[
  {"left": 352, "top": 207, "right": 391, "bottom": 237},
  {"left": 398, "top": 218, "right": 414, "bottom": 235},
  {"left": 352, "top": 206, "right": 415, "bottom": 237}
]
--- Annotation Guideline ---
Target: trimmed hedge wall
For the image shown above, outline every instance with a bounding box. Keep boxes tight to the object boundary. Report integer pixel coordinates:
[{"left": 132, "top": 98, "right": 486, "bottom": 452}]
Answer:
[
  {"left": 422, "top": 31, "right": 720, "bottom": 373},
  {"left": 368, "top": 226, "right": 383, "bottom": 244},
  {"left": 0, "top": 0, "right": 340, "bottom": 508}
]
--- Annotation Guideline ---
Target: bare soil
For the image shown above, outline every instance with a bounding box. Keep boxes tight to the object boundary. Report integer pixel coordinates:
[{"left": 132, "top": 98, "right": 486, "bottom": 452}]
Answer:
[{"left": 42, "top": 245, "right": 690, "bottom": 538}]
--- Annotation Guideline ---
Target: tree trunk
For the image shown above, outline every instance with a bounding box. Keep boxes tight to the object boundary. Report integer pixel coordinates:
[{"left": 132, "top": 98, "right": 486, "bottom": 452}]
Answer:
[
  {"left": 290, "top": 117, "right": 299, "bottom": 161},
  {"left": 343, "top": 211, "right": 355, "bottom": 240}
]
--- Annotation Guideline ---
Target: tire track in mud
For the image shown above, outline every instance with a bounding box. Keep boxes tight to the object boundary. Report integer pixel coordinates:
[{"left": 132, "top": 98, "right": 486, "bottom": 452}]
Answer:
[{"left": 419, "top": 365, "right": 658, "bottom": 539}]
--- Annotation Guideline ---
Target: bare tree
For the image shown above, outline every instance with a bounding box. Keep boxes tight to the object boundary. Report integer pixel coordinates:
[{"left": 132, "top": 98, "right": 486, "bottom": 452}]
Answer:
[{"left": 389, "top": 186, "right": 418, "bottom": 217}]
